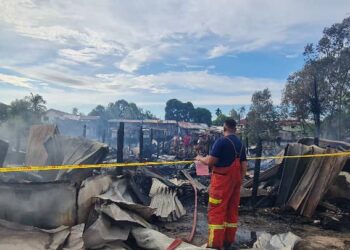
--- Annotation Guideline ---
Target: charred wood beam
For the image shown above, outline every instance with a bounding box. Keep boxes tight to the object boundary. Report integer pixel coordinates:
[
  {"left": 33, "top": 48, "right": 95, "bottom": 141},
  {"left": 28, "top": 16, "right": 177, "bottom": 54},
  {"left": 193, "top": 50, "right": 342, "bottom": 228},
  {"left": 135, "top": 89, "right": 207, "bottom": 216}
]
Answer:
[
  {"left": 0, "top": 139, "right": 9, "bottom": 167},
  {"left": 117, "top": 122, "right": 124, "bottom": 163},
  {"left": 139, "top": 126, "right": 144, "bottom": 162},
  {"left": 83, "top": 124, "right": 87, "bottom": 138},
  {"left": 252, "top": 137, "right": 262, "bottom": 208},
  {"left": 150, "top": 128, "right": 153, "bottom": 159}
]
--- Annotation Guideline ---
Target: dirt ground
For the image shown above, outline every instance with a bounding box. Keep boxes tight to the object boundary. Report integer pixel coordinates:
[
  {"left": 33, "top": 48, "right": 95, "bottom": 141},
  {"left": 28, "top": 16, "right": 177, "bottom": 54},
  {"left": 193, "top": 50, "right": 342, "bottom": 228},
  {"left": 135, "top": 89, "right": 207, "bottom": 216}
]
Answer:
[{"left": 158, "top": 205, "right": 350, "bottom": 249}]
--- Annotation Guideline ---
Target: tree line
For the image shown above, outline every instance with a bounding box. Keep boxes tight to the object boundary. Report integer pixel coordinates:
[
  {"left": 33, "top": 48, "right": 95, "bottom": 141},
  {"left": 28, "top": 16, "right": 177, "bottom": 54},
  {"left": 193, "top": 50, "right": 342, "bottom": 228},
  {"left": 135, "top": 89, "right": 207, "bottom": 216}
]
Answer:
[{"left": 0, "top": 93, "right": 47, "bottom": 126}]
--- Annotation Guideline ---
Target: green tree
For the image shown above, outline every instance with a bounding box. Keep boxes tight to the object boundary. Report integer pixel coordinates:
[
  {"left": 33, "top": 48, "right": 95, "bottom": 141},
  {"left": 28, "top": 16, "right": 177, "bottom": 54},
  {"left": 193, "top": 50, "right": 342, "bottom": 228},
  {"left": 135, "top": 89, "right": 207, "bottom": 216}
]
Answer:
[
  {"left": 27, "top": 93, "right": 46, "bottom": 114},
  {"left": 7, "top": 93, "right": 47, "bottom": 122},
  {"left": 9, "top": 99, "right": 33, "bottom": 121},
  {"left": 89, "top": 100, "right": 157, "bottom": 140},
  {"left": 90, "top": 100, "right": 157, "bottom": 121},
  {"left": 142, "top": 110, "right": 157, "bottom": 119},
  {"left": 89, "top": 105, "right": 106, "bottom": 117},
  {"left": 193, "top": 107, "right": 212, "bottom": 126},
  {"left": 282, "top": 59, "right": 331, "bottom": 129},
  {"left": 165, "top": 99, "right": 195, "bottom": 122},
  {"left": 283, "top": 16, "right": 350, "bottom": 139},
  {"left": 238, "top": 106, "right": 246, "bottom": 120},
  {"left": 0, "top": 103, "right": 8, "bottom": 122},
  {"left": 25, "top": 93, "right": 47, "bottom": 122},
  {"left": 215, "top": 108, "right": 222, "bottom": 117},
  {"left": 212, "top": 114, "right": 229, "bottom": 126},
  {"left": 247, "top": 89, "right": 280, "bottom": 143},
  {"left": 6, "top": 95, "right": 46, "bottom": 144},
  {"left": 229, "top": 108, "right": 239, "bottom": 121},
  {"left": 72, "top": 107, "right": 79, "bottom": 115}
]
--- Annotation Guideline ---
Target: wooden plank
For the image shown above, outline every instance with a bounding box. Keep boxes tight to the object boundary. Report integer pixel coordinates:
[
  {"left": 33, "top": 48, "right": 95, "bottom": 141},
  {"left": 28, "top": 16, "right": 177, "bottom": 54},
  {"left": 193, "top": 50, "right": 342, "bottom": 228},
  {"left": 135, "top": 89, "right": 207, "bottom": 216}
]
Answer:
[
  {"left": 302, "top": 149, "right": 348, "bottom": 217},
  {"left": 275, "top": 143, "right": 313, "bottom": 207},
  {"left": 287, "top": 146, "right": 325, "bottom": 210}
]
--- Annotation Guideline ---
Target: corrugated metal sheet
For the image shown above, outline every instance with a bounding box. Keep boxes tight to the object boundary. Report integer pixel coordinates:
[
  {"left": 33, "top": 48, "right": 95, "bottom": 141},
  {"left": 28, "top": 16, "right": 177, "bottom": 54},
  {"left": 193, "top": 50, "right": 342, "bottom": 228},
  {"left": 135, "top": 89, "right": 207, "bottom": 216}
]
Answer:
[
  {"left": 25, "top": 124, "right": 59, "bottom": 166},
  {"left": 44, "top": 135, "right": 109, "bottom": 182},
  {"left": 178, "top": 122, "right": 208, "bottom": 130},
  {"left": 108, "top": 119, "right": 177, "bottom": 124}
]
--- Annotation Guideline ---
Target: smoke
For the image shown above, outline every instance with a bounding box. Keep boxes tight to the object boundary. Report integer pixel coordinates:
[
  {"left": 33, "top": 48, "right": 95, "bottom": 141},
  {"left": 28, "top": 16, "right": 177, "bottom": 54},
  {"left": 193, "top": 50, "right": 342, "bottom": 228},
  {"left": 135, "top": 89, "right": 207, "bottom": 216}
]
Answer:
[{"left": 0, "top": 116, "right": 33, "bottom": 165}]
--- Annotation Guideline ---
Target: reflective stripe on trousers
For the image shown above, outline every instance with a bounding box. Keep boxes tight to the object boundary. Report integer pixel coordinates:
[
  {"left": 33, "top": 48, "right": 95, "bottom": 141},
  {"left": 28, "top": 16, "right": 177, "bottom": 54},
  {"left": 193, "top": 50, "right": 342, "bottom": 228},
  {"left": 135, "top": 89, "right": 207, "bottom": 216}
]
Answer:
[
  {"left": 208, "top": 224, "right": 225, "bottom": 247},
  {"left": 208, "top": 223, "right": 238, "bottom": 248}
]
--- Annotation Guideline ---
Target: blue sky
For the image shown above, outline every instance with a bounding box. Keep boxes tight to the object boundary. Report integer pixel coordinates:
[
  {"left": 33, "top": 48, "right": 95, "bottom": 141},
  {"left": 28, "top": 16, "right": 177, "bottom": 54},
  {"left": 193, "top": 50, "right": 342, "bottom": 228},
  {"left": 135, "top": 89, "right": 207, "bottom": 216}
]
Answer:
[{"left": 0, "top": 0, "right": 349, "bottom": 119}]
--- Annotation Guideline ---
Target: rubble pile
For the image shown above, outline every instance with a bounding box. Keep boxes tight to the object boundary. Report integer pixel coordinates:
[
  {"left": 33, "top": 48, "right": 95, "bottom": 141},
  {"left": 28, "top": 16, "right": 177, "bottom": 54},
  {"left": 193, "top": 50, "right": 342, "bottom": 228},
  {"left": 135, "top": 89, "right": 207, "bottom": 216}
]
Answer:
[
  {"left": 0, "top": 123, "right": 350, "bottom": 249},
  {"left": 0, "top": 172, "right": 210, "bottom": 249},
  {"left": 0, "top": 125, "right": 207, "bottom": 249},
  {"left": 241, "top": 139, "right": 350, "bottom": 231}
]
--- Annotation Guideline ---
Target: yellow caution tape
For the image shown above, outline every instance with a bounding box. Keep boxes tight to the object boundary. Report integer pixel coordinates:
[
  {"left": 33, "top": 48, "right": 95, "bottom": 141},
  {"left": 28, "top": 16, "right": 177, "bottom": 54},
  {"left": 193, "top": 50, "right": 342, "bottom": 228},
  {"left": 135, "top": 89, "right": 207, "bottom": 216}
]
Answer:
[
  {"left": 1, "top": 151, "right": 350, "bottom": 173},
  {"left": 248, "top": 151, "right": 350, "bottom": 160},
  {"left": 0, "top": 161, "right": 193, "bottom": 173}
]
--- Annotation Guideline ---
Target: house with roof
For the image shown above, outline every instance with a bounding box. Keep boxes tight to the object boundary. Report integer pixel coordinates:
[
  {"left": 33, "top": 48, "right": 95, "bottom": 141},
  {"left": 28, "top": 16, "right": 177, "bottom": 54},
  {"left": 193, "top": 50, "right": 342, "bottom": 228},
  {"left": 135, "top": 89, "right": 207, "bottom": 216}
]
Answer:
[
  {"left": 278, "top": 119, "right": 303, "bottom": 141},
  {"left": 42, "top": 109, "right": 100, "bottom": 140}
]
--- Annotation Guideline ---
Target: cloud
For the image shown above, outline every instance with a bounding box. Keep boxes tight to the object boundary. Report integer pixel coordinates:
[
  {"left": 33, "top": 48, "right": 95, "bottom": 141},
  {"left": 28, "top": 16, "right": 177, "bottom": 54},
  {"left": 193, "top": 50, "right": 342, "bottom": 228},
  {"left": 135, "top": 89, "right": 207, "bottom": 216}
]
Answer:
[
  {"left": 1, "top": 68, "right": 284, "bottom": 105},
  {"left": 0, "top": 0, "right": 349, "bottom": 115},
  {"left": 208, "top": 45, "right": 231, "bottom": 58},
  {"left": 58, "top": 48, "right": 101, "bottom": 66},
  {"left": 0, "top": 73, "right": 34, "bottom": 88},
  {"left": 1, "top": 0, "right": 349, "bottom": 72},
  {"left": 118, "top": 47, "right": 154, "bottom": 73},
  {"left": 285, "top": 53, "right": 299, "bottom": 59}
]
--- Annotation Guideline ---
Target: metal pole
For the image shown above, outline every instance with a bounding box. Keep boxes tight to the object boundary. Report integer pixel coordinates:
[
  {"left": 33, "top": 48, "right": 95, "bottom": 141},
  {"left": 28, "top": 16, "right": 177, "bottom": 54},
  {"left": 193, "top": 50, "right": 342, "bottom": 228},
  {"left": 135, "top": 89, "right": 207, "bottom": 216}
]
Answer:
[{"left": 252, "top": 137, "right": 262, "bottom": 208}]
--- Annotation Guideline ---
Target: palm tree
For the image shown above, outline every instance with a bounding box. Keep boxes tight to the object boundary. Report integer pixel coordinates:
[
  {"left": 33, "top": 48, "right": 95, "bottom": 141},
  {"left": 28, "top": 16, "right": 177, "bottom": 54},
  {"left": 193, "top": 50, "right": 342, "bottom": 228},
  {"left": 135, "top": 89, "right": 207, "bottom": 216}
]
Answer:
[{"left": 27, "top": 93, "right": 47, "bottom": 114}]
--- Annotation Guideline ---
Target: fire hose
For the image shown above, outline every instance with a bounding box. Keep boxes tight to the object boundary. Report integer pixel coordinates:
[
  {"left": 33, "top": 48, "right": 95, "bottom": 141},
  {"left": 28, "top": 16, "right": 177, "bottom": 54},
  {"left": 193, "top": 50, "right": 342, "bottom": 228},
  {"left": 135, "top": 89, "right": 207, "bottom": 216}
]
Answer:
[{"left": 166, "top": 172, "right": 198, "bottom": 250}]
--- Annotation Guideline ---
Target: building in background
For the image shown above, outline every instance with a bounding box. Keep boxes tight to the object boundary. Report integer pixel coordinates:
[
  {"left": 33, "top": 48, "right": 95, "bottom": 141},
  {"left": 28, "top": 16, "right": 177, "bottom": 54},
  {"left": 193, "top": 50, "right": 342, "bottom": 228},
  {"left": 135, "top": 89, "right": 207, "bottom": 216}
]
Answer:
[
  {"left": 278, "top": 119, "right": 303, "bottom": 142},
  {"left": 42, "top": 109, "right": 100, "bottom": 140}
]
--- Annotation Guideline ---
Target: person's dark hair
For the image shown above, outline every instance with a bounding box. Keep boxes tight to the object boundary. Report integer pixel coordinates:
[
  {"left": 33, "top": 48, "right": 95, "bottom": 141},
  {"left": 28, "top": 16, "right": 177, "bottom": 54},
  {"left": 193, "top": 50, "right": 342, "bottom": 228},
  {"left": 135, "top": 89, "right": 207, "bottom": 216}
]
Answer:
[{"left": 224, "top": 118, "right": 237, "bottom": 130}]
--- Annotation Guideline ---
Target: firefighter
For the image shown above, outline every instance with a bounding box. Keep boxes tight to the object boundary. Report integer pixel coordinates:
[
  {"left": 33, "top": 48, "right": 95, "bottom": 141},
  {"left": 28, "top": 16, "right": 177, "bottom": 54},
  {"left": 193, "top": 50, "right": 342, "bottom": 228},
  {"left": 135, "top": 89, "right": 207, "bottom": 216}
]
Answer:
[{"left": 195, "top": 119, "right": 248, "bottom": 250}]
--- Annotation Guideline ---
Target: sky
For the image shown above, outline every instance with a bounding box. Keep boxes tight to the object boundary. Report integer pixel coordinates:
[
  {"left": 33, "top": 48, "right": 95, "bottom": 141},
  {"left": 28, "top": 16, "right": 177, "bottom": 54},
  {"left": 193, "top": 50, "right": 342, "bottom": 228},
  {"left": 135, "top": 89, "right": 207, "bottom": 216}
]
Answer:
[{"left": 0, "top": 0, "right": 349, "bottom": 118}]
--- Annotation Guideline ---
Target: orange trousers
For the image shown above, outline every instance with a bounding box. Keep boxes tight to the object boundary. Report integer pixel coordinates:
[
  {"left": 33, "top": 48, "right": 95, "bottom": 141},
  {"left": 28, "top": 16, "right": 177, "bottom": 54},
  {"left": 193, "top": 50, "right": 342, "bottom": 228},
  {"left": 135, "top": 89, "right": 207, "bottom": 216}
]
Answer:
[{"left": 207, "top": 159, "right": 241, "bottom": 249}]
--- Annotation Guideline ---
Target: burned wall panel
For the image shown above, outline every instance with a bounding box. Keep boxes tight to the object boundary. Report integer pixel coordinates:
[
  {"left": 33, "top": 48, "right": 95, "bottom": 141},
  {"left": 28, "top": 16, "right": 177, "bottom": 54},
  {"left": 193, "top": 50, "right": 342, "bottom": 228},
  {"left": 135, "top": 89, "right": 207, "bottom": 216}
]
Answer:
[{"left": 0, "top": 181, "right": 77, "bottom": 229}]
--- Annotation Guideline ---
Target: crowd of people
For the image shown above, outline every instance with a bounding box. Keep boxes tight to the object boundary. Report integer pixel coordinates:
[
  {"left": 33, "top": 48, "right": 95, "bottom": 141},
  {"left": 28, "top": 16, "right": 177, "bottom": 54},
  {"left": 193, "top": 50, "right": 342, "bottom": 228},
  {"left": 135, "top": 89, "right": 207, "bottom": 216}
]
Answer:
[{"left": 169, "top": 131, "right": 220, "bottom": 159}]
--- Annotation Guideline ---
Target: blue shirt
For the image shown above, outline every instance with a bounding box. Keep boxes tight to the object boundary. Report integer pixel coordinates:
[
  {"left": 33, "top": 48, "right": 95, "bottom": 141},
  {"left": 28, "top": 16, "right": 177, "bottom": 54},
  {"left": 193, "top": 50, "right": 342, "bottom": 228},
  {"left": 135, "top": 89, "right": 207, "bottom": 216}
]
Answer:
[{"left": 210, "top": 134, "right": 247, "bottom": 167}]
